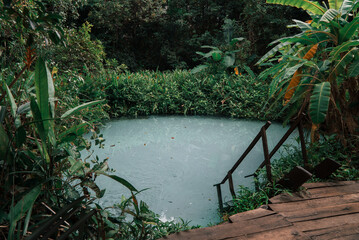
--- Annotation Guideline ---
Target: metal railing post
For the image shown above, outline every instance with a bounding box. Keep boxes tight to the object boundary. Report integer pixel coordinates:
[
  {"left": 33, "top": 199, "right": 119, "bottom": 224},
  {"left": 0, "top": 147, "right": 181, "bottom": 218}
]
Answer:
[
  {"left": 261, "top": 127, "right": 272, "bottom": 184},
  {"left": 215, "top": 184, "right": 224, "bottom": 213}
]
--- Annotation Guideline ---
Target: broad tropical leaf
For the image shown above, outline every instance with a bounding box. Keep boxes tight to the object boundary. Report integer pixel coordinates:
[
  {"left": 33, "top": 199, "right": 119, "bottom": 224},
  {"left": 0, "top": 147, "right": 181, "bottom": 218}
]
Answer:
[
  {"left": 340, "top": 0, "right": 356, "bottom": 14},
  {"left": 292, "top": 19, "right": 313, "bottom": 31},
  {"left": 348, "top": 59, "right": 359, "bottom": 76},
  {"left": 330, "top": 40, "right": 359, "bottom": 59},
  {"left": 257, "top": 42, "right": 292, "bottom": 65},
  {"left": 320, "top": 9, "right": 340, "bottom": 23},
  {"left": 339, "top": 17, "right": 359, "bottom": 44},
  {"left": 309, "top": 82, "right": 331, "bottom": 124},
  {"left": 212, "top": 51, "right": 222, "bottom": 61},
  {"left": 284, "top": 68, "right": 303, "bottom": 102},
  {"left": 191, "top": 65, "right": 208, "bottom": 74},
  {"left": 328, "top": 0, "right": 344, "bottom": 10},
  {"left": 303, "top": 43, "right": 319, "bottom": 60},
  {"left": 284, "top": 43, "right": 319, "bottom": 102},
  {"left": 266, "top": 0, "right": 326, "bottom": 15},
  {"left": 331, "top": 47, "right": 357, "bottom": 74}
]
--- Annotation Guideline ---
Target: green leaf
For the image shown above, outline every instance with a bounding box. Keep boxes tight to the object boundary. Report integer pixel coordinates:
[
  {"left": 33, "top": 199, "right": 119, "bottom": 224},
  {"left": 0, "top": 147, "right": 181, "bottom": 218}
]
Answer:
[
  {"left": 330, "top": 40, "right": 359, "bottom": 60},
  {"left": 339, "top": 17, "right": 359, "bottom": 44},
  {"left": 104, "top": 174, "right": 138, "bottom": 192},
  {"left": 34, "top": 58, "right": 50, "bottom": 136},
  {"left": 331, "top": 47, "right": 357, "bottom": 74},
  {"left": 2, "top": 81, "right": 21, "bottom": 128},
  {"left": 30, "top": 97, "right": 46, "bottom": 143},
  {"left": 0, "top": 124, "right": 9, "bottom": 161},
  {"left": 223, "top": 54, "right": 235, "bottom": 67},
  {"left": 309, "top": 82, "right": 331, "bottom": 124},
  {"left": 348, "top": 59, "right": 359, "bottom": 77},
  {"left": 340, "top": 0, "right": 356, "bottom": 15},
  {"left": 256, "top": 42, "right": 292, "bottom": 65},
  {"left": 230, "top": 37, "right": 244, "bottom": 45},
  {"left": 266, "top": 0, "right": 326, "bottom": 15},
  {"left": 191, "top": 65, "right": 208, "bottom": 74},
  {"left": 8, "top": 185, "right": 41, "bottom": 240},
  {"left": 292, "top": 19, "right": 313, "bottom": 31},
  {"left": 61, "top": 100, "right": 104, "bottom": 119},
  {"left": 328, "top": 0, "right": 344, "bottom": 10},
  {"left": 320, "top": 9, "right": 340, "bottom": 23},
  {"left": 211, "top": 51, "right": 222, "bottom": 61},
  {"left": 15, "top": 126, "right": 26, "bottom": 147}
]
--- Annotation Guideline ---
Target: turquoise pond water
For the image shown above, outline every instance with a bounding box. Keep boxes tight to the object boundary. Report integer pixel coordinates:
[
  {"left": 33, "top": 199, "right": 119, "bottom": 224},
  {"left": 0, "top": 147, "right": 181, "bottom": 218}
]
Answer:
[{"left": 84, "top": 116, "right": 299, "bottom": 226}]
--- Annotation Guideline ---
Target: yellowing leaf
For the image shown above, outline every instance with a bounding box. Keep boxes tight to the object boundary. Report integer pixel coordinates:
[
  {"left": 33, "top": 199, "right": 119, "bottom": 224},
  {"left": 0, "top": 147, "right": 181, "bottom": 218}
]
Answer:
[
  {"left": 303, "top": 43, "right": 319, "bottom": 60},
  {"left": 283, "top": 44, "right": 319, "bottom": 103},
  {"left": 284, "top": 68, "right": 302, "bottom": 103}
]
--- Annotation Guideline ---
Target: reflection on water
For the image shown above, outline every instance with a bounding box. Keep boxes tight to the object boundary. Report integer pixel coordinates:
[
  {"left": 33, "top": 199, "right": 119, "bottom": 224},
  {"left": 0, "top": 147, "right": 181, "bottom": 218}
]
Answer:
[{"left": 85, "top": 116, "right": 298, "bottom": 226}]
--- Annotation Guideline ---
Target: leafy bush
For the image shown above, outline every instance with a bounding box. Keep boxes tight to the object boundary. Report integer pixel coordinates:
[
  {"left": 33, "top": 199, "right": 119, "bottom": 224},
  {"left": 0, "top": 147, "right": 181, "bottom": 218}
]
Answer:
[
  {"left": 48, "top": 22, "right": 106, "bottom": 73},
  {"left": 95, "top": 69, "right": 279, "bottom": 120}
]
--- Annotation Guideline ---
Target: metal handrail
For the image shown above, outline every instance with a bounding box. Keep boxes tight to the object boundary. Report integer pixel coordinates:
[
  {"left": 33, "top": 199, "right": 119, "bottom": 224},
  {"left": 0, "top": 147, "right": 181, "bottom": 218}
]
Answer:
[{"left": 214, "top": 114, "right": 307, "bottom": 213}]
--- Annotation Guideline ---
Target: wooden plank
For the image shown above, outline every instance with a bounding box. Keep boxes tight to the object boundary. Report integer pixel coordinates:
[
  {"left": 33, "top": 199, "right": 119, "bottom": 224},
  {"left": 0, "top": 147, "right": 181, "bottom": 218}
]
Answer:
[
  {"left": 269, "top": 186, "right": 359, "bottom": 204},
  {"left": 269, "top": 193, "right": 359, "bottom": 213},
  {"left": 162, "top": 214, "right": 292, "bottom": 240},
  {"left": 280, "top": 202, "right": 359, "bottom": 222},
  {"left": 305, "top": 183, "right": 359, "bottom": 199},
  {"left": 246, "top": 226, "right": 311, "bottom": 240},
  {"left": 229, "top": 207, "right": 275, "bottom": 223},
  {"left": 304, "top": 223, "right": 359, "bottom": 240},
  {"left": 270, "top": 182, "right": 359, "bottom": 204},
  {"left": 269, "top": 191, "right": 313, "bottom": 204},
  {"left": 294, "top": 212, "right": 359, "bottom": 232},
  {"left": 303, "top": 181, "right": 358, "bottom": 189}
]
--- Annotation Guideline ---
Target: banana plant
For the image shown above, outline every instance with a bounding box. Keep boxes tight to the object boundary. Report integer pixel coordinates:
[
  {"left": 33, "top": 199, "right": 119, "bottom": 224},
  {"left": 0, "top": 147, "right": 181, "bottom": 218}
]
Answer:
[{"left": 258, "top": 0, "right": 359, "bottom": 141}]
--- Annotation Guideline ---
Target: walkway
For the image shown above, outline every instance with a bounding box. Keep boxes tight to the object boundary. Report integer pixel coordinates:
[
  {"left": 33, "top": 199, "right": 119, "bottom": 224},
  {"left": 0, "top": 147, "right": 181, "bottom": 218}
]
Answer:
[{"left": 161, "top": 181, "right": 359, "bottom": 240}]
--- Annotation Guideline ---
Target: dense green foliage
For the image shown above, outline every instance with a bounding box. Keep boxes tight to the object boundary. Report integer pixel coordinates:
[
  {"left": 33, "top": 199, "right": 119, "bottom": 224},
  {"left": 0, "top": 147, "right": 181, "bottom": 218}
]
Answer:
[
  {"left": 258, "top": 0, "right": 359, "bottom": 144},
  {"left": 1, "top": 0, "right": 358, "bottom": 238},
  {"left": 69, "top": 69, "right": 279, "bottom": 119}
]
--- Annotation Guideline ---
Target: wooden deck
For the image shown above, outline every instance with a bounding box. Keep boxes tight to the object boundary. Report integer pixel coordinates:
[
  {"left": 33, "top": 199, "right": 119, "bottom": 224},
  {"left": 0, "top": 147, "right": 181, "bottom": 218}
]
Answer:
[{"left": 161, "top": 181, "right": 359, "bottom": 240}]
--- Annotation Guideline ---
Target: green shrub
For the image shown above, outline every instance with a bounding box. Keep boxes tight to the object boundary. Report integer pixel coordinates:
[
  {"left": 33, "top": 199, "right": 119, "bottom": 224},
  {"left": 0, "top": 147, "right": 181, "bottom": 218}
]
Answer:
[{"left": 98, "top": 69, "right": 278, "bottom": 120}]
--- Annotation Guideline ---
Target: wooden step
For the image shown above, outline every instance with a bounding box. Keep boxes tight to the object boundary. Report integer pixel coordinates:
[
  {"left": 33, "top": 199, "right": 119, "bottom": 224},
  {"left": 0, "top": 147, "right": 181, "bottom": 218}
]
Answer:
[
  {"left": 279, "top": 202, "right": 359, "bottom": 222},
  {"left": 229, "top": 207, "right": 274, "bottom": 223},
  {"left": 304, "top": 223, "right": 359, "bottom": 240},
  {"left": 269, "top": 193, "right": 359, "bottom": 212},
  {"left": 162, "top": 213, "right": 292, "bottom": 240}
]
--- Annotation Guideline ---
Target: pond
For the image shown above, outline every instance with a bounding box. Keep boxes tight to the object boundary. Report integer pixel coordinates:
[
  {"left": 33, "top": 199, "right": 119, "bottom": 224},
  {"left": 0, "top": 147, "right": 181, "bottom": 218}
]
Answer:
[{"left": 86, "top": 116, "right": 299, "bottom": 226}]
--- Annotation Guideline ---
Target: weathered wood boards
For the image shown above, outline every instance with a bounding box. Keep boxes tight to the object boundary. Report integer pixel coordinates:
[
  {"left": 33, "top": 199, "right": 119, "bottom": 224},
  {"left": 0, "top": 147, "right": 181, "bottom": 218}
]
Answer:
[{"left": 162, "top": 181, "right": 359, "bottom": 240}]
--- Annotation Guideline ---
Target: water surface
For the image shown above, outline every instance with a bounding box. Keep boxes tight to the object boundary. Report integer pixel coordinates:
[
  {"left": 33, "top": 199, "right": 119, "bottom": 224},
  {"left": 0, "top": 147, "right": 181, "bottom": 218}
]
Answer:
[{"left": 86, "top": 116, "right": 298, "bottom": 226}]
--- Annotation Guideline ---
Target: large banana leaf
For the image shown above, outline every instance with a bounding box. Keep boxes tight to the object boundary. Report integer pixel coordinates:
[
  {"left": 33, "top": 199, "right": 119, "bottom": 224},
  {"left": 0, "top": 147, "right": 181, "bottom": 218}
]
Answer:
[
  {"left": 331, "top": 47, "right": 357, "bottom": 74},
  {"left": 348, "top": 59, "right": 359, "bottom": 77},
  {"left": 320, "top": 9, "right": 341, "bottom": 23},
  {"left": 266, "top": 0, "right": 326, "bottom": 15},
  {"left": 309, "top": 82, "right": 331, "bottom": 124},
  {"left": 340, "top": 0, "right": 356, "bottom": 15},
  {"left": 328, "top": 0, "right": 344, "bottom": 10},
  {"left": 338, "top": 17, "right": 359, "bottom": 44},
  {"left": 256, "top": 42, "right": 292, "bottom": 65},
  {"left": 330, "top": 40, "right": 359, "bottom": 60}
]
